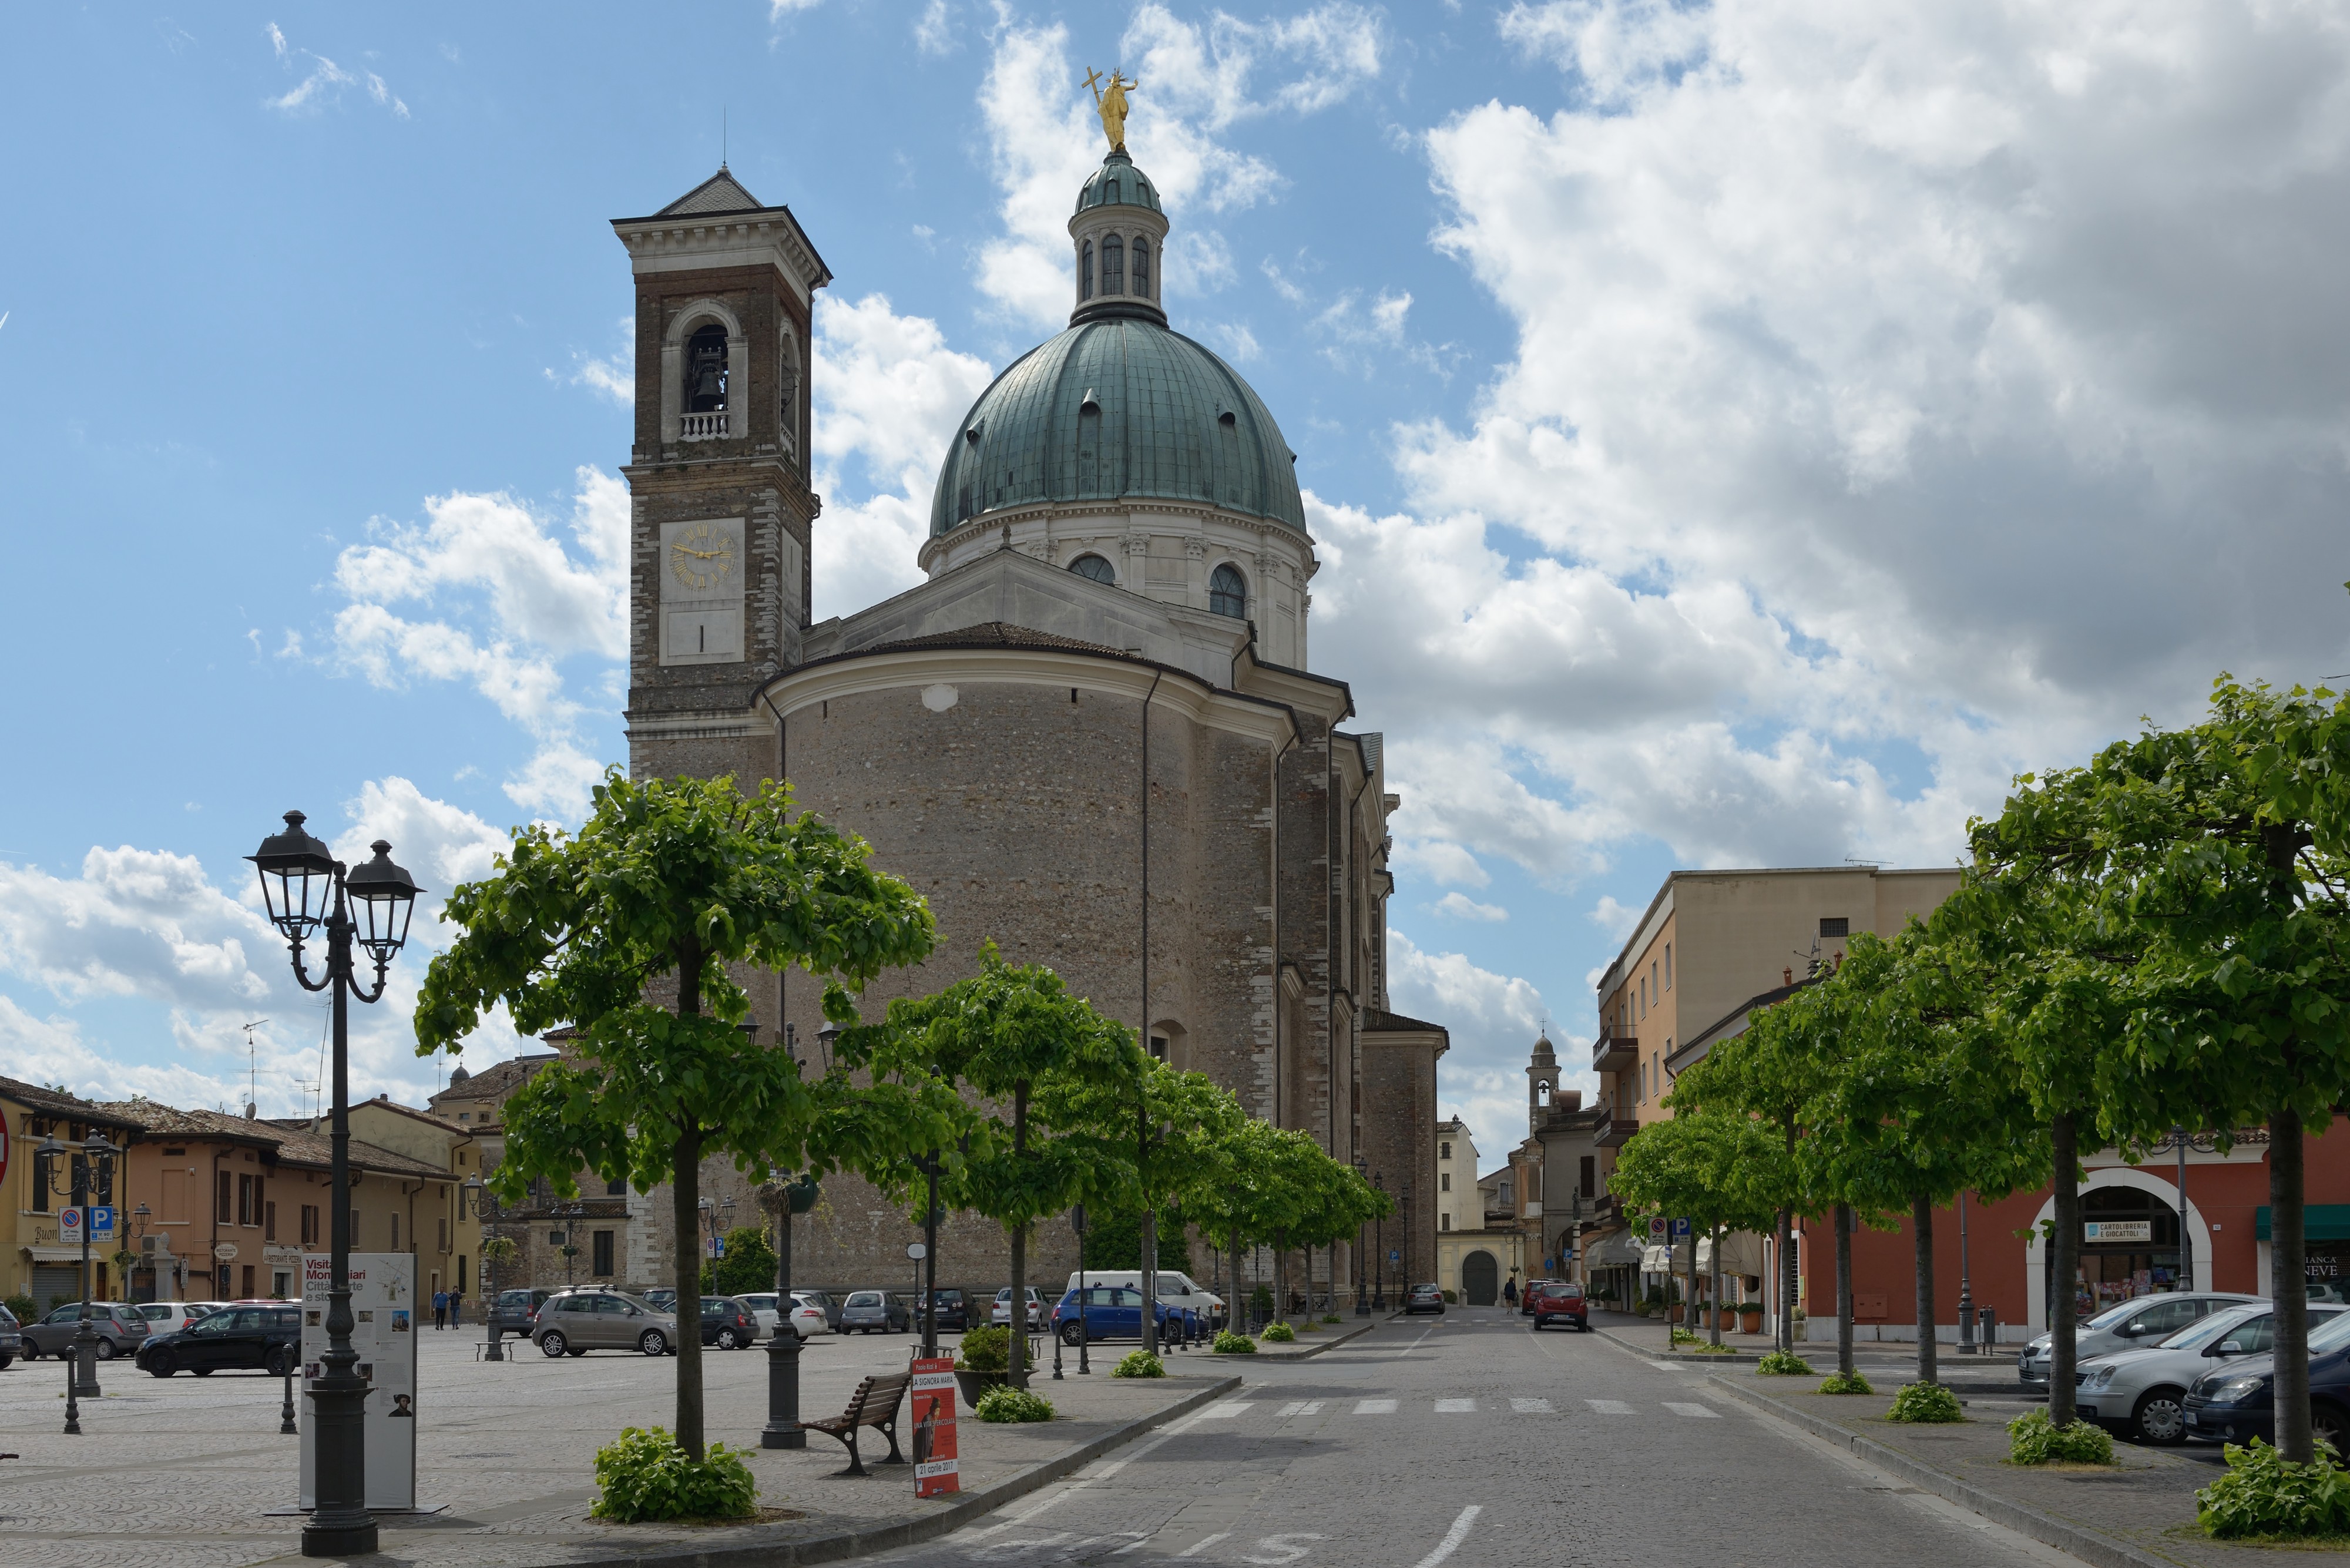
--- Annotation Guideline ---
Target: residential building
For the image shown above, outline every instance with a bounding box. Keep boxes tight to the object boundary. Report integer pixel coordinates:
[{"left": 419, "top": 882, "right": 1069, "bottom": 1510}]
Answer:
[
  {"left": 1, "top": 1076, "right": 147, "bottom": 1308},
  {"left": 1435, "top": 1119, "right": 1476, "bottom": 1235},
  {"left": 297, "top": 1095, "right": 482, "bottom": 1304}
]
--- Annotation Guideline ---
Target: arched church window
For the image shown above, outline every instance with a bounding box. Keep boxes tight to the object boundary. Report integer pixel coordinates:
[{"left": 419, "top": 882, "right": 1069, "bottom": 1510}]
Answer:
[
  {"left": 1102, "top": 236, "right": 1124, "bottom": 295},
  {"left": 1132, "top": 239, "right": 1151, "bottom": 298},
  {"left": 685, "top": 324, "right": 728, "bottom": 413},
  {"left": 1080, "top": 241, "right": 1093, "bottom": 301},
  {"left": 1209, "top": 563, "right": 1247, "bottom": 619},
  {"left": 1069, "top": 553, "right": 1116, "bottom": 585}
]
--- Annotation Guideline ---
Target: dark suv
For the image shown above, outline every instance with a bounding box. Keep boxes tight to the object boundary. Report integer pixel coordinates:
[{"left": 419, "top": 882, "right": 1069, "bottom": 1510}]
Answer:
[
  {"left": 701, "top": 1296, "right": 761, "bottom": 1349},
  {"left": 922, "top": 1289, "right": 970, "bottom": 1331},
  {"left": 1529, "top": 1281, "right": 1589, "bottom": 1332},
  {"left": 1404, "top": 1283, "right": 1446, "bottom": 1315},
  {"left": 137, "top": 1304, "right": 301, "bottom": 1376},
  {"left": 490, "top": 1287, "right": 558, "bottom": 1335}
]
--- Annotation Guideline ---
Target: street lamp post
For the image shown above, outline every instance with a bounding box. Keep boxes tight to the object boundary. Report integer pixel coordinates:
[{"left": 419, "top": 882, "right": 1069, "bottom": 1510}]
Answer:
[
  {"left": 249, "top": 813, "right": 420, "bottom": 1559},
  {"left": 32, "top": 1130, "right": 119, "bottom": 1431},
  {"left": 1354, "top": 1157, "right": 1371, "bottom": 1317},
  {"left": 466, "top": 1177, "right": 506, "bottom": 1362},
  {"left": 758, "top": 1169, "right": 817, "bottom": 1449},
  {"left": 1071, "top": 1204, "right": 1091, "bottom": 1375},
  {"left": 919, "top": 1154, "right": 943, "bottom": 1359},
  {"left": 1372, "top": 1172, "right": 1387, "bottom": 1312},
  {"left": 1957, "top": 1190, "right": 1975, "bottom": 1355}
]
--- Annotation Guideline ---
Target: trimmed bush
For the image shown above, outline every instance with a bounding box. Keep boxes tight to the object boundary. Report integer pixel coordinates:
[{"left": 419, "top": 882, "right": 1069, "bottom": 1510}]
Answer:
[
  {"left": 1817, "top": 1371, "right": 1875, "bottom": 1396},
  {"left": 1755, "top": 1350, "right": 1813, "bottom": 1376},
  {"left": 3, "top": 1292, "right": 34, "bottom": 1326},
  {"left": 2007, "top": 1408, "right": 2115, "bottom": 1466},
  {"left": 2197, "top": 1439, "right": 2350, "bottom": 1539},
  {"left": 1442, "top": 1290, "right": 1458, "bottom": 1304},
  {"left": 1321, "top": 1314, "right": 1342, "bottom": 1324},
  {"left": 1887, "top": 1382, "right": 1965, "bottom": 1424},
  {"left": 974, "top": 1386, "right": 1057, "bottom": 1424},
  {"left": 956, "top": 1324, "right": 1012, "bottom": 1373},
  {"left": 1112, "top": 1350, "right": 1166, "bottom": 1378},
  {"left": 1211, "top": 1330, "right": 1257, "bottom": 1354},
  {"left": 590, "top": 1426, "right": 757, "bottom": 1523},
  {"left": 1669, "top": 1327, "right": 1701, "bottom": 1347},
  {"left": 1262, "top": 1322, "right": 1296, "bottom": 1342}
]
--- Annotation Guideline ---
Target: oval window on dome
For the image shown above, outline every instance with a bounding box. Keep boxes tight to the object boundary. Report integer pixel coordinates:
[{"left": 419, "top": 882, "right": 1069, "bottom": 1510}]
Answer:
[
  {"left": 1209, "top": 564, "right": 1248, "bottom": 619},
  {"left": 1069, "top": 553, "right": 1117, "bottom": 586}
]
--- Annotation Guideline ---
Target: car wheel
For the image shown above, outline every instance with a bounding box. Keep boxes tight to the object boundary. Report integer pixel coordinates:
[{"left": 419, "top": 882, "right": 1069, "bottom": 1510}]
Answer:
[
  {"left": 639, "top": 1330, "right": 668, "bottom": 1357},
  {"left": 717, "top": 1328, "right": 740, "bottom": 1351},
  {"left": 1060, "top": 1324, "right": 1085, "bottom": 1347},
  {"left": 266, "top": 1345, "right": 294, "bottom": 1377},
  {"left": 2130, "top": 1387, "right": 2187, "bottom": 1446},
  {"left": 147, "top": 1352, "right": 177, "bottom": 1378},
  {"left": 2316, "top": 1402, "right": 2350, "bottom": 1456},
  {"left": 539, "top": 1331, "right": 568, "bottom": 1358},
  {"left": 95, "top": 1339, "right": 118, "bottom": 1361}
]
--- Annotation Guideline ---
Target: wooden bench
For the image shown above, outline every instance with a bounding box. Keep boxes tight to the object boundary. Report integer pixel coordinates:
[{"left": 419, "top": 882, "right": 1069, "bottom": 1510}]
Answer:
[{"left": 803, "top": 1371, "right": 911, "bottom": 1476}]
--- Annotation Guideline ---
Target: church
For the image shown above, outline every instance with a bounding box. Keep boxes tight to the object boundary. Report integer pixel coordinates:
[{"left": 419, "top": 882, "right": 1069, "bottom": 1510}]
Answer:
[{"left": 516, "top": 96, "right": 1449, "bottom": 1304}]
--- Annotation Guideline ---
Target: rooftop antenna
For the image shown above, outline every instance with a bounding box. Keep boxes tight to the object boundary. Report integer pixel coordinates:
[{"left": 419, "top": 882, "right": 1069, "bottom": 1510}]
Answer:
[
  {"left": 721, "top": 107, "right": 728, "bottom": 170},
  {"left": 242, "top": 1019, "right": 269, "bottom": 1116}
]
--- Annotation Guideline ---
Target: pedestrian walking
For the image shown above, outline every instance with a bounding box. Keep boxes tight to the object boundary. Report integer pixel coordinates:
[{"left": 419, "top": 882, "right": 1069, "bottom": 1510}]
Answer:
[
  {"left": 432, "top": 1289, "right": 448, "bottom": 1330},
  {"left": 1501, "top": 1277, "right": 1518, "bottom": 1310},
  {"left": 448, "top": 1290, "right": 464, "bottom": 1327}
]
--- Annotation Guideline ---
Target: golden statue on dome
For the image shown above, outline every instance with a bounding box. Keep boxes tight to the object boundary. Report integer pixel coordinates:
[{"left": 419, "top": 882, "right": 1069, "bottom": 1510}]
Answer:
[{"left": 1085, "top": 67, "right": 1138, "bottom": 151}]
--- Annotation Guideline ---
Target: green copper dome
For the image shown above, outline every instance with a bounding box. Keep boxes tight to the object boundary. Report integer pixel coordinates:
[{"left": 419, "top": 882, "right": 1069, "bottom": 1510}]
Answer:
[
  {"left": 1076, "top": 150, "right": 1161, "bottom": 214},
  {"left": 929, "top": 317, "right": 1307, "bottom": 539}
]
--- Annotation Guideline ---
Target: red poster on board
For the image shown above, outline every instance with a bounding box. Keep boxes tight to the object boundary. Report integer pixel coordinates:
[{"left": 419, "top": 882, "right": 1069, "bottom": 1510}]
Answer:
[{"left": 910, "top": 1357, "right": 959, "bottom": 1497}]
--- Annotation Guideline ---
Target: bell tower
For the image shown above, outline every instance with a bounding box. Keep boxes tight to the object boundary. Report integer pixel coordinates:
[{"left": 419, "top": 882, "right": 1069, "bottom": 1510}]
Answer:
[
  {"left": 1528, "top": 1033, "right": 1560, "bottom": 1137},
  {"left": 612, "top": 168, "right": 830, "bottom": 781}
]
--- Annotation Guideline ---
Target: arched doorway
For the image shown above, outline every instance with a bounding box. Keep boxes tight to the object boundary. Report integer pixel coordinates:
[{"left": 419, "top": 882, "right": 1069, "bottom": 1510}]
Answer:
[
  {"left": 1462, "top": 1250, "right": 1499, "bottom": 1306},
  {"left": 2025, "top": 1168, "right": 2211, "bottom": 1329}
]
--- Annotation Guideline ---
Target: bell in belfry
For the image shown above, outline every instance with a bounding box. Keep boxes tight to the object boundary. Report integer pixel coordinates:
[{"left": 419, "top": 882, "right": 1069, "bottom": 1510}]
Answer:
[{"left": 690, "top": 343, "right": 727, "bottom": 411}]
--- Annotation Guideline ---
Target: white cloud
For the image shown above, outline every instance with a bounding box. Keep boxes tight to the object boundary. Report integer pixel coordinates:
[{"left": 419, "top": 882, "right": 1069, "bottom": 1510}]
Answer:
[
  {"left": 565, "top": 317, "right": 633, "bottom": 405},
  {"left": 770, "top": 0, "right": 822, "bottom": 14},
  {"left": 263, "top": 24, "right": 408, "bottom": 118},
  {"left": 1587, "top": 895, "right": 1640, "bottom": 939},
  {"left": 1434, "top": 891, "right": 1509, "bottom": 922},
  {"left": 915, "top": 0, "right": 955, "bottom": 55},
  {"left": 1389, "top": 931, "right": 1566, "bottom": 1161}
]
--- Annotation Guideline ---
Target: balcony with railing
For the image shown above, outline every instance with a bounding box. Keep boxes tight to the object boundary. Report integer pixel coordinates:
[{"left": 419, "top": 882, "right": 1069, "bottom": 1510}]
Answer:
[
  {"left": 681, "top": 410, "right": 730, "bottom": 441},
  {"left": 1593, "top": 1033, "right": 1637, "bottom": 1074},
  {"left": 1595, "top": 1114, "right": 1640, "bottom": 1148}
]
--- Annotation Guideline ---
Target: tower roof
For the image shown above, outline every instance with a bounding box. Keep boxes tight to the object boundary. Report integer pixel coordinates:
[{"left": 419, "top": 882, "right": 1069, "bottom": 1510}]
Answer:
[
  {"left": 659, "top": 167, "right": 766, "bottom": 216},
  {"left": 1075, "top": 150, "right": 1161, "bottom": 215},
  {"left": 1530, "top": 1032, "right": 1557, "bottom": 1066}
]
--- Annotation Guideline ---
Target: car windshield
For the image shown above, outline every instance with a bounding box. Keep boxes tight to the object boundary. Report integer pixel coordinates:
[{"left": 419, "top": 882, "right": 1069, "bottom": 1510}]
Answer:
[
  {"left": 2309, "top": 1312, "right": 2350, "bottom": 1354},
  {"left": 2084, "top": 1298, "right": 2170, "bottom": 1332},
  {"left": 2158, "top": 1304, "right": 2265, "bottom": 1351}
]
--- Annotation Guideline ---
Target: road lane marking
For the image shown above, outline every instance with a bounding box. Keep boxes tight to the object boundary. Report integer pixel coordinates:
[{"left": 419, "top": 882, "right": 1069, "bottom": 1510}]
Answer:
[
  {"left": 1175, "top": 1533, "right": 1233, "bottom": 1559},
  {"left": 1665, "top": 1401, "right": 1721, "bottom": 1418},
  {"left": 1272, "top": 1399, "right": 1325, "bottom": 1417},
  {"left": 1434, "top": 1398, "right": 1476, "bottom": 1413},
  {"left": 1510, "top": 1397, "right": 1554, "bottom": 1413},
  {"left": 1586, "top": 1398, "right": 1635, "bottom": 1415},
  {"left": 1197, "top": 1401, "right": 1256, "bottom": 1418},
  {"left": 960, "top": 1399, "right": 1234, "bottom": 1537},
  {"left": 1408, "top": 1506, "right": 1482, "bottom": 1568},
  {"left": 1243, "top": 1533, "right": 1327, "bottom": 1564},
  {"left": 1352, "top": 1398, "right": 1397, "bottom": 1415}
]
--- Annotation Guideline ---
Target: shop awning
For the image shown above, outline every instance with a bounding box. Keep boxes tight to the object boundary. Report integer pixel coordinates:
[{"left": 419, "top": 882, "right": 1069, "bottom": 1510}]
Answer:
[
  {"left": 2255, "top": 1206, "right": 2350, "bottom": 1241},
  {"left": 1640, "top": 1244, "right": 1676, "bottom": 1272},
  {"left": 1585, "top": 1231, "right": 1644, "bottom": 1267}
]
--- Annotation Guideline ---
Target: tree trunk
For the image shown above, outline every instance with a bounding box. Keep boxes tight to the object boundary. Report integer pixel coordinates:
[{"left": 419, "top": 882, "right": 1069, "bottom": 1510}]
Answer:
[
  {"left": 2050, "top": 1111, "right": 2079, "bottom": 1427},
  {"left": 1231, "top": 1227, "right": 1245, "bottom": 1334},
  {"left": 1835, "top": 1202, "right": 1855, "bottom": 1378},
  {"left": 1708, "top": 1223, "right": 1724, "bottom": 1347},
  {"left": 671, "top": 1124, "right": 706, "bottom": 1459},
  {"left": 1273, "top": 1231, "right": 1288, "bottom": 1326},
  {"left": 1913, "top": 1194, "right": 1937, "bottom": 1386},
  {"left": 1777, "top": 1207, "right": 1794, "bottom": 1354},
  {"left": 1009, "top": 1080, "right": 1030, "bottom": 1390},
  {"left": 2274, "top": 1107, "right": 2313, "bottom": 1463},
  {"left": 1142, "top": 1206, "right": 1159, "bottom": 1356}
]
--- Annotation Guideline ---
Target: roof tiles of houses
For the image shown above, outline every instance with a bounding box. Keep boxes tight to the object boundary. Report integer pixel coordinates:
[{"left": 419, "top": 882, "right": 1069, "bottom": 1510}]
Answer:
[{"left": 89, "top": 1101, "right": 449, "bottom": 1180}]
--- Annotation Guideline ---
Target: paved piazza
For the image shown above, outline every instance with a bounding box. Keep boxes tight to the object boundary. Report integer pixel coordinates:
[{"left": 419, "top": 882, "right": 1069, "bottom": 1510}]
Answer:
[{"left": 0, "top": 1313, "right": 2106, "bottom": 1567}]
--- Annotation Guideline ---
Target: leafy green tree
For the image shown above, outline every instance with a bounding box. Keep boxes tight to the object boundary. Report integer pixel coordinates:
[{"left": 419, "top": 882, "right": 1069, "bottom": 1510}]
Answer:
[
  {"left": 1968, "top": 677, "right": 2350, "bottom": 1461},
  {"left": 412, "top": 770, "right": 936, "bottom": 1458},
  {"left": 700, "top": 1225, "right": 778, "bottom": 1299},
  {"left": 860, "top": 948, "right": 1146, "bottom": 1387},
  {"left": 1608, "top": 1103, "right": 1781, "bottom": 1344}
]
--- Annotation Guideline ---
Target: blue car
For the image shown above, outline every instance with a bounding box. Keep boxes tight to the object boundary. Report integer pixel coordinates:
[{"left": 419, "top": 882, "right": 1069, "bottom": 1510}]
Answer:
[
  {"left": 1049, "top": 1285, "right": 1197, "bottom": 1346},
  {"left": 2184, "top": 1309, "right": 2350, "bottom": 1452}
]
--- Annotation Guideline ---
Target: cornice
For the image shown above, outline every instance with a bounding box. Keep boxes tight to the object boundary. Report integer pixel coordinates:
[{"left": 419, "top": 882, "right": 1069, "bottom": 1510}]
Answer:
[{"left": 611, "top": 211, "right": 832, "bottom": 294}]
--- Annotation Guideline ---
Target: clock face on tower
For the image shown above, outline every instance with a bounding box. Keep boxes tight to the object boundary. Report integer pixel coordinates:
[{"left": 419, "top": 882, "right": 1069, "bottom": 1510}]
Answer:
[{"left": 667, "top": 520, "right": 738, "bottom": 593}]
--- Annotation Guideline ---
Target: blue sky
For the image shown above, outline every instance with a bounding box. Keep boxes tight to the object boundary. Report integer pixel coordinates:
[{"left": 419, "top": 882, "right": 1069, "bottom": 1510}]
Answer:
[{"left": 5, "top": 1, "right": 2349, "bottom": 1172}]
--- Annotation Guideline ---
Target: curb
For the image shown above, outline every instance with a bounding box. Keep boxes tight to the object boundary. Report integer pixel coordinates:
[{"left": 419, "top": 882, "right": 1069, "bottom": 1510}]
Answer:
[
  {"left": 1247, "top": 1321, "right": 1379, "bottom": 1360},
  {"left": 348, "top": 1375, "right": 1244, "bottom": 1568},
  {"left": 1708, "top": 1374, "right": 2174, "bottom": 1568},
  {"left": 1593, "top": 1327, "right": 1762, "bottom": 1364}
]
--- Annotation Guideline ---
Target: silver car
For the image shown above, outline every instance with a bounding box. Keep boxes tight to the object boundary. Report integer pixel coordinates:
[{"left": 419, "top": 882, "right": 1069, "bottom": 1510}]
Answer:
[
  {"left": 529, "top": 1288, "right": 676, "bottom": 1358},
  {"left": 2017, "top": 1292, "right": 2255, "bottom": 1388},
  {"left": 22, "top": 1302, "right": 150, "bottom": 1360},
  {"left": 2074, "top": 1301, "right": 2348, "bottom": 1444}
]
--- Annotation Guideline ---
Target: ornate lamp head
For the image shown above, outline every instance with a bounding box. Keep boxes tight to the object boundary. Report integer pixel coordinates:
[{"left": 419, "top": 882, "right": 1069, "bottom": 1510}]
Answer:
[
  {"left": 249, "top": 811, "right": 338, "bottom": 943},
  {"left": 344, "top": 840, "right": 422, "bottom": 964}
]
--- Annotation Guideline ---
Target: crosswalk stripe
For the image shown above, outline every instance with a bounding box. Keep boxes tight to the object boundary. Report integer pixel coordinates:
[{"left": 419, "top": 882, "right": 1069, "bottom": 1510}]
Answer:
[
  {"left": 1510, "top": 1398, "right": 1554, "bottom": 1413},
  {"left": 1274, "top": 1400, "right": 1326, "bottom": 1418},
  {"left": 1434, "top": 1398, "right": 1476, "bottom": 1413},
  {"left": 1664, "top": 1401, "right": 1721, "bottom": 1419},
  {"left": 1352, "top": 1398, "right": 1398, "bottom": 1415},
  {"left": 1197, "top": 1402, "right": 1255, "bottom": 1419},
  {"left": 1587, "top": 1398, "right": 1635, "bottom": 1415}
]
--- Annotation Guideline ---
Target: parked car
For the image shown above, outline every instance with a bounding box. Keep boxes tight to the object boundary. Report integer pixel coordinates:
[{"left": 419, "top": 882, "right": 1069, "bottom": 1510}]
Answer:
[
  {"left": 22, "top": 1302, "right": 150, "bottom": 1361},
  {"left": 1529, "top": 1281, "right": 1589, "bottom": 1332},
  {"left": 700, "top": 1295, "right": 761, "bottom": 1349},
  {"left": 1049, "top": 1285, "right": 1183, "bottom": 1345},
  {"left": 993, "top": 1287, "right": 1048, "bottom": 1329},
  {"left": 841, "top": 1290, "right": 911, "bottom": 1334},
  {"left": 2017, "top": 1292, "right": 2255, "bottom": 1389},
  {"left": 1065, "top": 1270, "right": 1227, "bottom": 1328},
  {"left": 0, "top": 1304, "right": 21, "bottom": 1368},
  {"left": 642, "top": 1288, "right": 677, "bottom": 1313},
  {"left": 1404, "top": 1283, "right": 1446, "bottom": 1316},
  {"left": 2186, "top": 1307, "right": 2350, "bottom": 1450},
  {"left": 795, "top": 1289, "right": 844, "bottom": 1331},
  {"left": 2076, "top": 1301, "right": 2345, "bottom": 1445},
  {"left": 922, "top": 1289, "right": 971, "bottom": 1331},
  {"left": 490, "top": 1287, "right": 558, "bottom": 1335},
  {"left": 529, "top": 1288, "right": 677, "bottom": 1358},
  {"left": 137, "top": 1304, "right": 301, "bottom": 1377},
  {"left": 783, "top": 1294, "right": 830, "bottom": 1338},
  {"left": 136, "top": 1302, "right": 228, "bottom": 1336}
]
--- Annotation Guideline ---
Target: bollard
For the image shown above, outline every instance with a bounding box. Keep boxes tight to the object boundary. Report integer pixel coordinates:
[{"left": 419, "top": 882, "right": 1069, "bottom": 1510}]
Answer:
[{"left": 281, "top": 1356, "right": 299, "bottom": 1435}]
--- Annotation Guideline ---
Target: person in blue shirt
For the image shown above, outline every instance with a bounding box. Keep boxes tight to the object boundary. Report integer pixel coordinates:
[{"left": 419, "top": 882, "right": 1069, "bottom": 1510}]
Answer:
[{"left": 432, "top": 1289, "right": 449, "bottom": 1330}]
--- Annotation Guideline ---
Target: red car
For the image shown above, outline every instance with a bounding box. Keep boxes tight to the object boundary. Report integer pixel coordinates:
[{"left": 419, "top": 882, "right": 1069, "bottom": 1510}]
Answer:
[{"left": 1529, "top": 1281, "right": 1589, "bottom": 1332}]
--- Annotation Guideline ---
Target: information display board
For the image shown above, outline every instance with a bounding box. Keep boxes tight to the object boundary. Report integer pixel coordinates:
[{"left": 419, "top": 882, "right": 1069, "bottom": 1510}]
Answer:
[
  {"left": 909, "top": 1357, "right": 959, "bottom": 1498},
  {"left": 298, "top": 1252, "right": 418, "bottom": 1510}
]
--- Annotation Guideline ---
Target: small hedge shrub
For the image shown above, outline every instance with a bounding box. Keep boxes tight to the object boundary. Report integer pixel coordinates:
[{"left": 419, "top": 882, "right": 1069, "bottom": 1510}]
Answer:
[
  {"left": 1112, "top": 1350, "right": 1166, "bottom": 1378},
  {"left": 1887, "top": 1383, "right": 1965, "bottom": 1424},
  {"left": 1817, "top": 1371, "right": 1875, "bottom": 1396},
  {"left": 590, "top": 1426, "right": 757, "bottom": 1523},
  {"left": 1321, "top": 1314, "right": 1341, "bottom": 1324},
  {"left": 1211, "top": 1329, "right": 1257, "bottom": 1354},
  {"left": 1755, "top": 1350, "right": 1812, "bottom": 1376},
  {"left": 2198, "top": 1439, "right": 2350, "bottom": 1539},
  {"left": 974, "top": 1386, "right": 1056, "bottom": 1423},
  {"left": 2006, "top": 1409, "right": 2114, "bottom": 1466},
  {"left": 1262, "top": 1322, "right": 1296, "bottom": 1342},
  {"left": 956, "top": 1325, "right": 1012, "bottom": 1372}
]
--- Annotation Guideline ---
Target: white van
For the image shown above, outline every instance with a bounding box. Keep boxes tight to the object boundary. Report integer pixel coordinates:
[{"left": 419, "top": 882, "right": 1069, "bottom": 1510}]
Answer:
[{"left": 1067, "top": 1270, "right": 1224, "bottom": 1320}]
